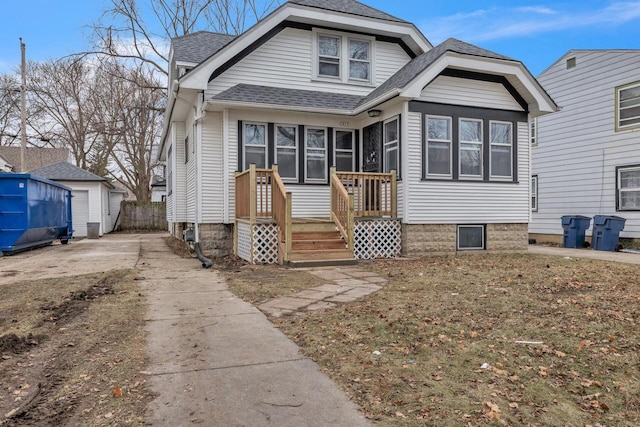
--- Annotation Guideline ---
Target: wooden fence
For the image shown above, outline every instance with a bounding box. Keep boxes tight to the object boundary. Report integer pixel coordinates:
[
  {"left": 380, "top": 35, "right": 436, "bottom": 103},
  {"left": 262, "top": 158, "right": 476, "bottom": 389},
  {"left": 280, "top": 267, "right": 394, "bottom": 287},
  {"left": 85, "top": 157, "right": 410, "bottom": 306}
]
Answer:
[{"left": 117, "top": 201, "right": 167, "bottom": 231}]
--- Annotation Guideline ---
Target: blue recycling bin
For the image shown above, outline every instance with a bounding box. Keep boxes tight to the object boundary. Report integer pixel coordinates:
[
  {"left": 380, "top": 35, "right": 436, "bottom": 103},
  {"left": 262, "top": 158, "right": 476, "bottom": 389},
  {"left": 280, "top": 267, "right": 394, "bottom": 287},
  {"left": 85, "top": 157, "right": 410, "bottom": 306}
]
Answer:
[
  {"left": 561, "top": 215, "right": 591, "bottom": 248},
  {"left": 592, "top": 215, "right": 626, "bottom": 252}
]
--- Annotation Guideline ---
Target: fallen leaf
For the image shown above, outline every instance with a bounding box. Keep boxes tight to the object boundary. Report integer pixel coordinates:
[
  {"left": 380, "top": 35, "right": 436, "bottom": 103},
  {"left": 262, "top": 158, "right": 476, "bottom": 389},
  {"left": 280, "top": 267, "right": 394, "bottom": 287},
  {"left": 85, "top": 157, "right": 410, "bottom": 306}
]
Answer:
[
  {"left": 112, "top": 386, "right": 123, "bottom": 397},
  {"left": 509, "top": 402, "right": 519, "bottom": 409},
  {"left": 482, "top": 402, "right": 501, "bottom": 420}
]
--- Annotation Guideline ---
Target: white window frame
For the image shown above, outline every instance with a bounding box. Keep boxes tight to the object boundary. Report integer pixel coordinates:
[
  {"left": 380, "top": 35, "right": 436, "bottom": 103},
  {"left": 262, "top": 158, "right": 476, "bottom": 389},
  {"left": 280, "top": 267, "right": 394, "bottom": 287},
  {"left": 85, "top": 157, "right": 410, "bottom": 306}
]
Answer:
[
  {"left": 489, "top": 120, "right": 513, "bottom": 180},
  {"left": 616, "top": 81, "right": 640, "bottom": 131},
  {"left": 333, "top": 129, "right": 355, "bottom": 172},
  {"left": 312, "top": 29, "right": 374, "bottom": 85},
  {"left": 531, "top": 175, "right": 538, "bottom": 212},
  {"left": 274, "top": 124, "right": 299, "bottom": 182},
  {"left": 383, "top": 117, "right": 399, "bottom": 174},
  {"left": 243, "top": 122, "right": 267, "bottom": 170},
  {"left": 317, "top": 33, "right": 341, "bottom": 80},
  {"left": 348, "top": 37, "right": 371, "bottom": 82},
  {"left": 618, "top": 165, "right": 640, "bottom": 211},
  {"left": 457, "top": 225, "right": 485, "bottom": 251},
  {"left": 425, "top": 115, "right": 453, "bottom": 178},
  {"left": 305, "top": 127, "right": 328, "bottom": 183},
  {"left": 458, "top": 118, "right": 483, "bottom": 179},
  {"left": 530, "top": 118, "right": 537, "bottom": 146}
]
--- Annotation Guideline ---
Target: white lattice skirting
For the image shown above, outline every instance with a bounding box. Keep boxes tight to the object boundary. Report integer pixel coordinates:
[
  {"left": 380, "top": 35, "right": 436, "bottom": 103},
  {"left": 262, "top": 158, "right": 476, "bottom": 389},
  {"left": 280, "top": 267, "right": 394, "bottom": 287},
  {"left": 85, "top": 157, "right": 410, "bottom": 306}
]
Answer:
[
  {"left": 237, "top": 221, "right": 280, "bottom": 264},
  {"left": 354, "top": 219, "right": 401, "bottom": 259}
]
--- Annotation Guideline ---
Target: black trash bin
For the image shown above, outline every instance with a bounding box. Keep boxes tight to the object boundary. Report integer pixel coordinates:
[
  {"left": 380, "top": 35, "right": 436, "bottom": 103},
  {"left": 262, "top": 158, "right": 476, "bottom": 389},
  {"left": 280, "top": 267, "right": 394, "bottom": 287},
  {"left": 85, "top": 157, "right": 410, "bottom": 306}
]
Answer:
[
  {"left": 560, "top": 215, "right": 591, "bottom": 248},
  {"left": 592, "top": 215, "right": 626, "bottom": 251}
]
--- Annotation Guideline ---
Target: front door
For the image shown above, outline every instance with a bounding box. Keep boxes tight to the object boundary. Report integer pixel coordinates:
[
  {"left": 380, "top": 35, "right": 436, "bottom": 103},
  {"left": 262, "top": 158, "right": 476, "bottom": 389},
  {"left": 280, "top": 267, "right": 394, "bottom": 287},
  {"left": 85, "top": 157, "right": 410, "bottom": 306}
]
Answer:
[{"left": 362, "top": 122, "right": 382, "bottom": 173}]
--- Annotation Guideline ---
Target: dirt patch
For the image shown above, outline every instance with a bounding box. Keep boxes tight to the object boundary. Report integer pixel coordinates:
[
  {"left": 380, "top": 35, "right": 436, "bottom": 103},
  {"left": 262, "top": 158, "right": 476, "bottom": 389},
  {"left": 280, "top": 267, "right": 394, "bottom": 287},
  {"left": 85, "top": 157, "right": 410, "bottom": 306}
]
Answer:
[
  {"left": 162, "top": 236, "right": 192, "bottom": 259},
  {"left": 229, "top": 254, "right": 640, "bottom": 425},
  {"left": 0, "top": 270, "right": 153, "bottom": 426}
]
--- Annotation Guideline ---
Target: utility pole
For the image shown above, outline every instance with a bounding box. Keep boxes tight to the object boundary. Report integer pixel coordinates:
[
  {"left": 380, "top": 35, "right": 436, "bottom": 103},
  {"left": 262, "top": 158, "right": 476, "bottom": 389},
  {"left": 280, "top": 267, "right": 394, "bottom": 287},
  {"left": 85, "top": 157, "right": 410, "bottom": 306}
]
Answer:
[{"left": 20, "top": 38, "right": 27, "bottom": 173}]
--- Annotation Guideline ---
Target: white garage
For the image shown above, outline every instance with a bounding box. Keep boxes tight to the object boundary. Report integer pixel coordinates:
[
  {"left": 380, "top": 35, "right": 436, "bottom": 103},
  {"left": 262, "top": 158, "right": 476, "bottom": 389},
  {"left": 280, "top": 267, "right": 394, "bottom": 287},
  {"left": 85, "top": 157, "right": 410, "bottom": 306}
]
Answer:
[{"left": 29, "top": 162, "right": 125, "bottom": 238}]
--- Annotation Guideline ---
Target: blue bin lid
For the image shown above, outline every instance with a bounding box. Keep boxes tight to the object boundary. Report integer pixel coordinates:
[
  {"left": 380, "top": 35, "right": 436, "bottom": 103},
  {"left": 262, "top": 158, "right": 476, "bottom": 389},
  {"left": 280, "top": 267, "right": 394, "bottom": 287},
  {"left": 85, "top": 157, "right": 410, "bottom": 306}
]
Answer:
[
  {"left": 594, "top": 215, "right": 626, "bottom": 226},
  {"left": 561, "top": 215, "right": 590, "bottom": 225}
]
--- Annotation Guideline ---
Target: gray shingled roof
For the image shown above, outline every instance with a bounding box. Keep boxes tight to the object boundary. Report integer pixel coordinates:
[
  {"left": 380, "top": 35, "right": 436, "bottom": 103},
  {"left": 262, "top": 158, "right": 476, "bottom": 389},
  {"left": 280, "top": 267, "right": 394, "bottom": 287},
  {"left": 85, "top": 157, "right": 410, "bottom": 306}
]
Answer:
[
  {"left": 360, "top": 38, "right": 516, "bottom": 107},
  {"left": 172, "top": 31, "right": 237, "bottom": 64},
  {"left": 288, "top": 0, "right": 407, "bottom": 23},
  {"left": 30, "top": 162, "right": 113, "bottom": 188},
  {"left": 0, "top": 146, "right": 69, "bottom": 172},
  {"left": 211, "top": 84, "right": 364, "bottom": 111}
]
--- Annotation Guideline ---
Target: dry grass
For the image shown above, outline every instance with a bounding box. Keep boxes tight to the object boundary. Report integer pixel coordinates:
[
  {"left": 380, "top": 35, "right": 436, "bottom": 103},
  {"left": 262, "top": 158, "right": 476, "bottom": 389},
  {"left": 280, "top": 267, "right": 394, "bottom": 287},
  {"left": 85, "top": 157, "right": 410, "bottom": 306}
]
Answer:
[{"left": 230, "top": 254, "right": 640, "bottom": 426}]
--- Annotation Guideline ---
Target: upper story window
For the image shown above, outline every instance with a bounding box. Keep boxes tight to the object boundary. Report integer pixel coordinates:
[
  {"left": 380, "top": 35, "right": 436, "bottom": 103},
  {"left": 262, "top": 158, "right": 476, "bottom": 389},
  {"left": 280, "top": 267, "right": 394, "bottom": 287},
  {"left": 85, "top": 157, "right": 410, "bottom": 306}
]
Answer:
[
  {"left": 315, "top": 31, "right": 373, "bottom": 85},
  {"left": 616, "top": 81, "right": 640, "bottom": 131}
]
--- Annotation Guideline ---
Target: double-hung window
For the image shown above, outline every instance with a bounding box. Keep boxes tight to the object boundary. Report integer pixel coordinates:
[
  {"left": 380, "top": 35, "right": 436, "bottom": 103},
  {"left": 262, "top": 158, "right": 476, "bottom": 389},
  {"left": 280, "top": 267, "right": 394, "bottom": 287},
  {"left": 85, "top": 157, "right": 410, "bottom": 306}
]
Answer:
[
  {"left": 383, "top": 117, "right": 399, "bottom": 174},
  {"left": 530, "top": 118, "right": 537, "bottom": 146},
  {"left": 334, "top": 129, "right": 355, "bottom": 171},
  {"left": 275, "top": 125, "right": 298, "bottom": 181},
  {"left": 425, "top": 116, "right": 452, "bottom": 177},
  {"left": 305, "top": 128, "right": 327, "bottom": 182},
  {"left": 490, "top": 121, "right": 513, "bottom": 179},
  {"left": 616, "top": 81, "right": 640, "bottom": 131},
  {"left": 348, "top": 38, "right": 370, "bottom": 81},
  {"left": 531, "top": 175, "right": 538, "bottom": 211},
  {"left": 459, "top": 118, "right": 483, "bottom": 178},
  {"left": 618, "top": 165, "right": 640, "bottom": 210},
  {"left": 318, "top": 35, "right": 341, "bottom": 78},
  {"left": 243, "top": 123, "right": 267, "bottom": 169}
]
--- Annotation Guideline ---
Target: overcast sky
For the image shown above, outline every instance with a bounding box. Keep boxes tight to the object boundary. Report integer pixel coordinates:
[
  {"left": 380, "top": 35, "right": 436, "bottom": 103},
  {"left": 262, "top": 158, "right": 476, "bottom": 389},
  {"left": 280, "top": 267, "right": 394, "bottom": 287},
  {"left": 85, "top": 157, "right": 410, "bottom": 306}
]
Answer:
[{"left": 1, "top": 0, "right": 639, "bottom": 76}]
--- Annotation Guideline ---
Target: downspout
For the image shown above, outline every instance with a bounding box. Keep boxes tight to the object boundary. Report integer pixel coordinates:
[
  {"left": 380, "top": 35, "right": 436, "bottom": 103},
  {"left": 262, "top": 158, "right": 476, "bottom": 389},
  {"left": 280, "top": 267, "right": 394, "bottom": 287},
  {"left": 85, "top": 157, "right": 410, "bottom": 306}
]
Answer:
[{"left": 193, "top": 94, "right": 212, "bottom": 268}]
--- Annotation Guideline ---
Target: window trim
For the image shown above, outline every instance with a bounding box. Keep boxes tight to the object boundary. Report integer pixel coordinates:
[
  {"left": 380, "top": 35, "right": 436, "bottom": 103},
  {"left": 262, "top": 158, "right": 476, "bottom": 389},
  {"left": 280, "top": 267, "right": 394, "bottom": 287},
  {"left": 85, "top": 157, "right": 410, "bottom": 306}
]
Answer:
[
  {"left": 242, "top": 122, "right": 268, "bottom": 170},
  {"left": 304, "top": 127, "right": 328, "bottom": 183},
  {"left": 333, "top": 128, "right": 356, "bottom": 172},
  {"left": 531, "top": 175, "right": 538, "bottom": 212},
  {"left": 425, "top": 114, "right": 453, "bottom": 179},
  {"left": 274, "top": 124, "right": 299, "bottom": 182},
  {"left": 457, "top": 225, "right": 486, "bottom": 251},
  {"left": 383, "top": 116, "right": 400, "bottom": 174},
  {"left": 312, "top": 29, "right": 374, "bottom": 85},
  {"left": 616, "top": 164, "right": 640, "bottom": 211},
  {"left": 615, "top": 80, "right": 640, "bottom": 132},
  {"left": 458, "top": 117, "right": 483, "bottom": 180},
  {"left": 489, "top": 120, "right": 514, "bottom": 181}
]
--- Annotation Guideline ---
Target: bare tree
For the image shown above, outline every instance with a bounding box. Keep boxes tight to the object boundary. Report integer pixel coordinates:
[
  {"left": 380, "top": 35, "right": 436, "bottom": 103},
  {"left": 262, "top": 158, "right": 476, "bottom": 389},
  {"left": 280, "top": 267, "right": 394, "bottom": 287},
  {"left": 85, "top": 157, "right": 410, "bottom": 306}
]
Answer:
[
  {"left": 86, "top": 0, "right": 281, "bottom": 76},
  {"left": 0, "top": 73, "right": 20, "bottom": 146}
]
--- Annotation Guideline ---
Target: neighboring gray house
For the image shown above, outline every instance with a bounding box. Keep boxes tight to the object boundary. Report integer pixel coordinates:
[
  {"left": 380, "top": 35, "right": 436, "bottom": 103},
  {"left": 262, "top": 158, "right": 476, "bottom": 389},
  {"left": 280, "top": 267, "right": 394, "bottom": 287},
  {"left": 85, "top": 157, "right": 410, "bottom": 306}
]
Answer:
[
  {"left": 30, "top": 162, "right": 125, "bottom": 237},
  {"left": 0, "top": 146, "right": 69, "bottom": 172},
  {"left": 530, "top": 50, "right": 640, "bottom": 243},
  {"left": 159, "top": 0, "right": 556, "bottom": 263},
  {"left": 150, "top": 175, "right": 167, "bottom": 202}
]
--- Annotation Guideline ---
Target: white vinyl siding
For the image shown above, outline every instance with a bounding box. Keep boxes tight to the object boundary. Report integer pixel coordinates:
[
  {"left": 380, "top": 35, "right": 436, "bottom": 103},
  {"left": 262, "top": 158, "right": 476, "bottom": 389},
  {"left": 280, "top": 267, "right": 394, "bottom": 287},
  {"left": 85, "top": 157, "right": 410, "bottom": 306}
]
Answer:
[
  {"left": 206, "top": 28, "right": 411, "bottom": 98},
  {"left": 420, "top": 75, "right": 524, "bottom": 111},
  {"left": 201, "top": 113, "right": 224, "bottom": 222},
  {"left": 530, "top": 50, "right": 640, "bottom": 238},
  {"left": 405, "top": 112, "right": 529, "bottom": 224}
]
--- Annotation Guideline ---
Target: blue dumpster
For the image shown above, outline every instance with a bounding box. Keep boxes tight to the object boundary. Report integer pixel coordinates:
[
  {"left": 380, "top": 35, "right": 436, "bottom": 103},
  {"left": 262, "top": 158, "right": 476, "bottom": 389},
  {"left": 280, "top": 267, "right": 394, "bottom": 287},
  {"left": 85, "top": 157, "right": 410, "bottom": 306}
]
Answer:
[
  {"left": 561, "top": 215, "right": 591, "bottom": 248},
  {"left": 0, "top": 173, "right": 73, "bottom": 256},
  {"left": 592, "top": 215, "right": 626, "bottom": 252}
]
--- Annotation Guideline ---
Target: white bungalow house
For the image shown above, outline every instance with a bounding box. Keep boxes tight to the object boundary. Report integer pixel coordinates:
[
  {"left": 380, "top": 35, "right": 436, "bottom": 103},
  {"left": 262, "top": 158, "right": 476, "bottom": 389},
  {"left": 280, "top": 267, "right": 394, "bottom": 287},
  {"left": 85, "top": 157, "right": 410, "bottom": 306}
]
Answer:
[
  {"left": 529, "top": 50, "right": 640, "bottom": 244},
  {"left": 159, "top": 0, "right": 556, "bottom": 264}
]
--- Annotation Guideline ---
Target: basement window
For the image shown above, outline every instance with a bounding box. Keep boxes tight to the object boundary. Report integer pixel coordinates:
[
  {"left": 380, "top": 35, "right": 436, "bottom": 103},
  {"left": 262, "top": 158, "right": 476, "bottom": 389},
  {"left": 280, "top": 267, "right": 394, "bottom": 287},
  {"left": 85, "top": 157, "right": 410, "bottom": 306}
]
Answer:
[{"left": 457, "top": 225, "right": 485, "bottom": 250}]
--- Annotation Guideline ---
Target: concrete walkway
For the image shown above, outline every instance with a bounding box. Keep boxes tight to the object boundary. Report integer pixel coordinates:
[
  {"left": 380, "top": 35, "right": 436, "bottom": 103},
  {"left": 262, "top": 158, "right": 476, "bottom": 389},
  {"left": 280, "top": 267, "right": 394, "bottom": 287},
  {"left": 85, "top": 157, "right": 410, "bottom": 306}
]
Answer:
[
  {"left": 137, "top": 235, "right": 369, "bottom": 426},
  {"left": 528, "top": 244, "right": 640, "bottom": 264}
]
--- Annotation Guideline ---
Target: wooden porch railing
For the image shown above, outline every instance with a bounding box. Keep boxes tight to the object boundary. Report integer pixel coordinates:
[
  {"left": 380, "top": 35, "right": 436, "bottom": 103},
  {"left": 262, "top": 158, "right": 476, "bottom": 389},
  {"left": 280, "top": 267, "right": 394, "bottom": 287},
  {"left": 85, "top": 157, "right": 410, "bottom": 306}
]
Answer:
[
  {"left": 270, "top": 166, "right": 292, "bottom": 263},
  {"left": 330, "top": 168, "right": 355, "bottom": 255},
  {"left": 235, "top": 164, "right": 292, "bottom": 263},
  {"left": 334, "top": 170, "right": 397, "bottom": 218}
]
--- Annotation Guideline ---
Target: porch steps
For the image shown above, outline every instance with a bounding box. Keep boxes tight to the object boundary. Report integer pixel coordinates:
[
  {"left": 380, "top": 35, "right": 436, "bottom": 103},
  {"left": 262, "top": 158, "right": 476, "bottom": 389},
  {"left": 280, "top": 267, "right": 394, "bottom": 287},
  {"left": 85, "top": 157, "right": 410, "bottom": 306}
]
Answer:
[{"left": 287, "top": 218, "right": 356, "bottom": 267}]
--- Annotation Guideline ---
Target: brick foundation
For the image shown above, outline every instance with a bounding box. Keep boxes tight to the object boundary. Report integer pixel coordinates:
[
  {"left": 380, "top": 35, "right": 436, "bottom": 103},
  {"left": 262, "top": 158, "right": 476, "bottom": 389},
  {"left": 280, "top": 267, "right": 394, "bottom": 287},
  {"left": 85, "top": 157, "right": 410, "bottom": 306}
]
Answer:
[{"left": 402, "top": 223, "right": 529, "bottom": 256}]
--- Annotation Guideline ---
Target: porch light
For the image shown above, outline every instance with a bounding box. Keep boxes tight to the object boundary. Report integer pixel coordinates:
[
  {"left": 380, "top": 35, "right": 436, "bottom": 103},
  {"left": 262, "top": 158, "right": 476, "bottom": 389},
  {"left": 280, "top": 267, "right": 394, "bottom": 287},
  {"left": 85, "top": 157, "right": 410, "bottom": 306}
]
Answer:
[{"left": 367, "top": 109, "right": 381, "bottom": 118}]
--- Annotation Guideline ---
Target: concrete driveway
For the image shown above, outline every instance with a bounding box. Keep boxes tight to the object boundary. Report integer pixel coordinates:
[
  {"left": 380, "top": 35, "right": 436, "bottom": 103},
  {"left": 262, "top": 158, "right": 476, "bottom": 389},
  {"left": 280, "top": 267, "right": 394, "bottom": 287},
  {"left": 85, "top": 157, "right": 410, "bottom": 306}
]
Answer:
[{"left": 0, "top": 234, "right": 141, "bottom": 285}]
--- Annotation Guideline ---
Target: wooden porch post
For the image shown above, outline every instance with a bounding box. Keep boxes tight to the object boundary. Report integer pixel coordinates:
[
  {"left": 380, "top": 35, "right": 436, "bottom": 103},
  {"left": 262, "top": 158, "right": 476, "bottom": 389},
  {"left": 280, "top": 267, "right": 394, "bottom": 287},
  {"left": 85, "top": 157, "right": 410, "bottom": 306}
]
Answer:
[
  {"left": 390, "top": 169, "right": 397, "bottom": 218},
  {"left": 329, "top": 166, "right": 336, "bottom": 214},
  {"left": 249, "top": 163, "right": 257, "bottom": 223}
]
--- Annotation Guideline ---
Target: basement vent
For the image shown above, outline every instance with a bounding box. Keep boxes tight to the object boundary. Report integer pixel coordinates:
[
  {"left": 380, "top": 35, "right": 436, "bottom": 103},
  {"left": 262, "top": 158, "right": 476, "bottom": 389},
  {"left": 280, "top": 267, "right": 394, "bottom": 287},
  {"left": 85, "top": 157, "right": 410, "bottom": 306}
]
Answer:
[{"left": 566, "top": 57, "right": 576, "bottom": 69}]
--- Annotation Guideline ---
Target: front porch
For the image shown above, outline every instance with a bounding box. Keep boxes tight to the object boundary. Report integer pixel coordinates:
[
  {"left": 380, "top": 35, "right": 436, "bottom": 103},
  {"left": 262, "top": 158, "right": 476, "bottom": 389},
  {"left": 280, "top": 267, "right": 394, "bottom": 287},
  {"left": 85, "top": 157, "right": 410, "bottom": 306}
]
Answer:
[{"left": 234, "top": 165, "right": 401, "bottom": 265}]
